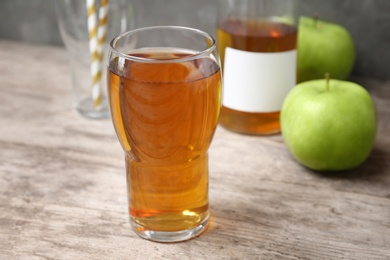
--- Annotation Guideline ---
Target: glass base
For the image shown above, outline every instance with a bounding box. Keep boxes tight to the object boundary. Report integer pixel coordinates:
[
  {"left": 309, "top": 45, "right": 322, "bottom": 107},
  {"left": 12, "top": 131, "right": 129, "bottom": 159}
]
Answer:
[
  {"left": 130, "top": 213, "right": 210, "bottom": 243},
  {"left": 75, "top": 96, "right": 110, "bottom": 119}
]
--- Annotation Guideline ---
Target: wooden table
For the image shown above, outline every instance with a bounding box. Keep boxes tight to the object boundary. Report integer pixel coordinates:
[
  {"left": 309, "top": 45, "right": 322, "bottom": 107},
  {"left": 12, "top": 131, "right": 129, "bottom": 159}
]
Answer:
[{"left": 1, "top": 40, "right": 389, "bottom": 259}]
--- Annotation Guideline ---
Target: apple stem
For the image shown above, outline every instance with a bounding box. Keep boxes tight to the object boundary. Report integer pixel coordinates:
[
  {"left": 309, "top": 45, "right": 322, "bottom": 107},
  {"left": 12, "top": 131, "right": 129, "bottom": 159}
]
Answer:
[
  {"left": 325, "top": 73, "right": 330, "bottom": 91},
  {"left": 313, "top": 14, "right": 319, "bottom": 28}
]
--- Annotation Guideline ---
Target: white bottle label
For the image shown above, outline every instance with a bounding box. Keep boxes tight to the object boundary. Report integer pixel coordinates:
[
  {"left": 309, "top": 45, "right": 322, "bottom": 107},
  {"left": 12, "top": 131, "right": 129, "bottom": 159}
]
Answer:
[{"left": 223, "top": 47, "right": 297, "bottom": 113}]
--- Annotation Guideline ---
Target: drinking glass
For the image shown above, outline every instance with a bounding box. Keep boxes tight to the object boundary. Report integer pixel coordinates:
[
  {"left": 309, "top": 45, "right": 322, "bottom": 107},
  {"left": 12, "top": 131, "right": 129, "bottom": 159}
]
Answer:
[
  {"left": 56, "top": 0, "right": 134, "bottom": 119},
  {"left": 107, "top": 26, "right": 222, "bottom": 242}
]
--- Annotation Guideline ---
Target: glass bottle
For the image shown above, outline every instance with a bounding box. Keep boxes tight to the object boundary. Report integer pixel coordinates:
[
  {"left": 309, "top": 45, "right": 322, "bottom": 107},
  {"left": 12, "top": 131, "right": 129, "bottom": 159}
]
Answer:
[{"left": 217, "top": 0, "right": 297, "bottom": 135}]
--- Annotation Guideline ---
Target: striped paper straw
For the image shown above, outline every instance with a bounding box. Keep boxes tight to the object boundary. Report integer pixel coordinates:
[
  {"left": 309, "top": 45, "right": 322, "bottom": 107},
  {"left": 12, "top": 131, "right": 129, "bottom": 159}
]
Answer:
[
  {"left": 97, "top": 0, "right": 109, "bottom": 61},
  {"left": 86, "top": 0, "right": 108, "bottom": 109}
]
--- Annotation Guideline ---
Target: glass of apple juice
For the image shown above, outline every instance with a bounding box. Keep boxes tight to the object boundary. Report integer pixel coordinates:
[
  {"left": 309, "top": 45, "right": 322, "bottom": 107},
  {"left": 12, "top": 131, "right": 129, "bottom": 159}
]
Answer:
[{"left": 107, "top": 26, "right": 222, "bottom": 242}]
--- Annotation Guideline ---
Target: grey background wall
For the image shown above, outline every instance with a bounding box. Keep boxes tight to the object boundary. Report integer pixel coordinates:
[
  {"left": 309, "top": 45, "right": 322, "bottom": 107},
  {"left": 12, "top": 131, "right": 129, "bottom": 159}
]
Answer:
[{"left": 0, "top": 0, "right": 389, "bottom": 80}]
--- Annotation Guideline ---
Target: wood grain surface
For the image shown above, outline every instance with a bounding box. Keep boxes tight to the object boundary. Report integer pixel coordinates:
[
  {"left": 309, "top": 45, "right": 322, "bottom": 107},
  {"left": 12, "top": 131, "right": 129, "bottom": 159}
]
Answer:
[{"left": 0, "top": 41, "right": 389, "bottom": 259}]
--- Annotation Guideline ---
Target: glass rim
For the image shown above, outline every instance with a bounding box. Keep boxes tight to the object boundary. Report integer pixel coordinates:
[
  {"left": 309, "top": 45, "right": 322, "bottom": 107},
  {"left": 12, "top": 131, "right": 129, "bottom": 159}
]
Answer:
[{"left": 109, "top": 25, "right": 217, "bottom": 63}]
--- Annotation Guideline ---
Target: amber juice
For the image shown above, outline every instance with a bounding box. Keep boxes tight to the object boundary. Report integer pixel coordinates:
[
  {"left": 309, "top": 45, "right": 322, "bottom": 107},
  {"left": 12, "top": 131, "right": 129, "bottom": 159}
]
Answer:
[
  {"left": 108, "top": 50, "right": 221, "bottom": 232},
  {"left": 217, "top": 18, "right": 297, "bottom": 135}
]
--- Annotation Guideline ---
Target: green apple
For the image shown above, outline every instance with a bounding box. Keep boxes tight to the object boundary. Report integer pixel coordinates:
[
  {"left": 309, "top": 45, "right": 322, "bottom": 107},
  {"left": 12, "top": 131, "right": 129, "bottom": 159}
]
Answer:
[
  {"left": 281, "top": 77, "right": 377, "bottom": 171},
  {"left": 297, "top": 16, "right": 356, "bottom": 83}
]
